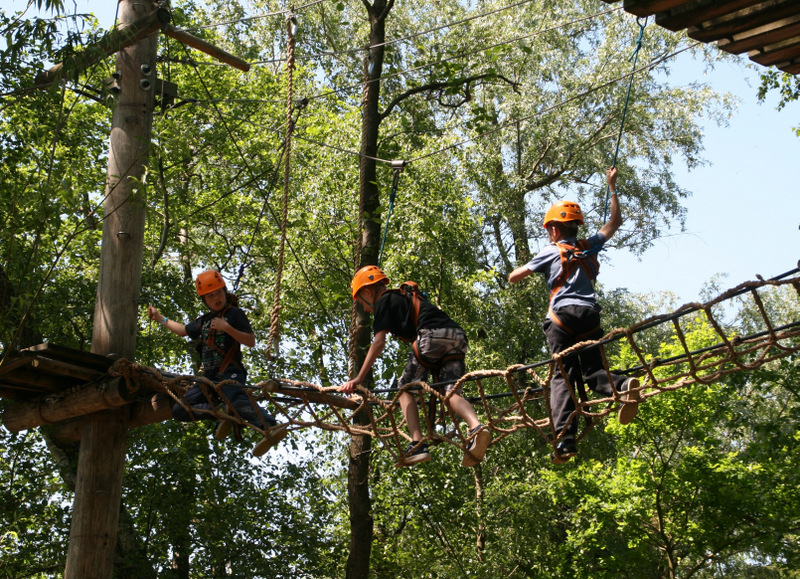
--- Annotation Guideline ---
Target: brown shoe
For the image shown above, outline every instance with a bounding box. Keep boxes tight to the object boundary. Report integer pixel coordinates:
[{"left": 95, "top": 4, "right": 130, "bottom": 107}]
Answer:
[
  {"left": 617, "top": 377, "right": 640, "bottom": 425},
  {"left": 252, "top": 424, "right": 290, "bottom": 457},
  {"left": 461, "top": 425, "right": 491, "bottom": 467}
]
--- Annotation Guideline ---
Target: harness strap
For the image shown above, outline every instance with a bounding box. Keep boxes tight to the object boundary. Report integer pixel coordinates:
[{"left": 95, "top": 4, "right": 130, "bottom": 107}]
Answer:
[
  {"left": 548, "top": 240, "right": 599, "bottom": 305},
  {"left": 547, "top": 305, "right": 601, "bottom": 340},
  {"left": 205, "top": 305, "right": 243, "bottom": 374}
]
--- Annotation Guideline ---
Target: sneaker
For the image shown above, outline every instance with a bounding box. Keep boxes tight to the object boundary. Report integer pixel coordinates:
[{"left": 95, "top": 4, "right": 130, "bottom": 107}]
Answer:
[
  {"left": 551, "top": 438, "right": 577, "bottom": 464},
  {"left": 206, "top": 403, "right": 231, "bottom": 439},
  {"left": 618, "top": 377, "right": 641, "bottom": 425},
  {"left": 461, "top": 425, "right": 491, "bottom": 467},
  {"left": 395, "top": 441, "right": 431, "bottom": 468}
]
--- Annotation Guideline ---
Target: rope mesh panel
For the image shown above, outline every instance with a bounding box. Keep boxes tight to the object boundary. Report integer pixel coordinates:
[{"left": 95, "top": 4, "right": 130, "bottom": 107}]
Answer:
[{"left": 114, "top": 270, "right": 800, "bottom": 462}]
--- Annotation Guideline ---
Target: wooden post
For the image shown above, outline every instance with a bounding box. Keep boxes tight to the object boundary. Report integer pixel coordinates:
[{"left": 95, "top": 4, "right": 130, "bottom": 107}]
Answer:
[{"left": 64, "top": 0, "right": 158, "bottom": 576}]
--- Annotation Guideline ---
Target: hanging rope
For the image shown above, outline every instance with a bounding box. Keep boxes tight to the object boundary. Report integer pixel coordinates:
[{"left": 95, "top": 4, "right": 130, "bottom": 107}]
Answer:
[
  {"left": 603, "top": 15, "right": 647, "bottom": 222},
  {"left": 231, "top": 100, "right": 307, "bottom": 294},
  {"left": 266, "top": 12, "right": 297, "bottom": 360},
  {"left": 377, "top": 160, "right": 406, "bottom": 267}
]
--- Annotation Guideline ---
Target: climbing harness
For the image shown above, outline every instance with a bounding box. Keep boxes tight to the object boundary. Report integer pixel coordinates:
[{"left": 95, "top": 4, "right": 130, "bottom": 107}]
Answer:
[{"left": 547, "top": 239, "right": 602, "bottom": 338}]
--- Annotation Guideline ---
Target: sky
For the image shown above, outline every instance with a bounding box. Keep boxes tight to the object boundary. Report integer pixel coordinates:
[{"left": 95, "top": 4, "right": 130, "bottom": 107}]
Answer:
[
  {"left": 604, "top": 56, "right": 800, "bottom": 303},
  {"left": 9, "top": 0, "right": 800, "bottom": 304}
]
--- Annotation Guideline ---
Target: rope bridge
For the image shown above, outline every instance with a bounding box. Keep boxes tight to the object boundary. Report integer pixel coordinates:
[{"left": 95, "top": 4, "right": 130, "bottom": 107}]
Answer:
[{"left": 116, "top": 266, "right": 800, "bottom": 463}]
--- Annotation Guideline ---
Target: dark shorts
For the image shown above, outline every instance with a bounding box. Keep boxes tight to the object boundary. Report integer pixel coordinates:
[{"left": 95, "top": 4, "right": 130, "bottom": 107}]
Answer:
[{"left": 398, "top": 327, "right": 468, "bottom": 395}]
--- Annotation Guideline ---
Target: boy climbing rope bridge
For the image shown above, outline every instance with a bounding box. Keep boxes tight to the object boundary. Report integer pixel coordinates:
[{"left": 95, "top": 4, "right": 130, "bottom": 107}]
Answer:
[{"left": 508, "top": 167, "right": 640, "bottom": 463}]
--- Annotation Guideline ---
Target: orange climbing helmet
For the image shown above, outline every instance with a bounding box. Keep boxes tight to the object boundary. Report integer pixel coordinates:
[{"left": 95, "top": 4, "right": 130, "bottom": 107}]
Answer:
[
  {"left": 351, "top": 265, "right": 389, "bottom": 299},
  {"left": 195, "top": 270, "right": 226, "bottom": 296},
  {"left": 543, "top": 201, "right": 584, "bottom": 228}
]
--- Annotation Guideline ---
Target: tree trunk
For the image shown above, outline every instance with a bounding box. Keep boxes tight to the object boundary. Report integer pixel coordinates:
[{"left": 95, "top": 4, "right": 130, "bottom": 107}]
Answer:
[
  {"left": 346, "top": 2, "right": 394, "bottom": 578},
  {"left": 65, "top": 0, "right": 157, "bottom": 576}
]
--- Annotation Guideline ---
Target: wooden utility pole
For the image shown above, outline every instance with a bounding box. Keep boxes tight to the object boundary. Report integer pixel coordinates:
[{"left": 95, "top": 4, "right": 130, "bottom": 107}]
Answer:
[{"left": 64, "top": 0, "right": 158, "bottom": 576}]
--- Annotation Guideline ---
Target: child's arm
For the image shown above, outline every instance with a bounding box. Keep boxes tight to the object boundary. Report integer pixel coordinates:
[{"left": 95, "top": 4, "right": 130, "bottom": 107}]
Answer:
[
  {"left": 209, "top": 317, "right": 255, "bottom": 348},
  {"left": 340, "top": 329, "right": 388, "bottom": 395},
  {"left": 508, "top": 265, "right": 533, "bottom": 284},
  {"left": 148, "top": 304, "right": 188, "bottom": 337},
  {"left": 598, "top": 167, "right": 623, "bottom": 241}
]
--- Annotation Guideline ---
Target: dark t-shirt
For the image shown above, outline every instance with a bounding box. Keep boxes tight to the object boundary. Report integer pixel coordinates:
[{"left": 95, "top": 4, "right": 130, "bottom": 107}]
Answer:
[
  {"left": 185, "top": 306, "right": 253, "bottom": 379},
  {"left": 373, "top": 290, "right": 460, "bottom": 342}
]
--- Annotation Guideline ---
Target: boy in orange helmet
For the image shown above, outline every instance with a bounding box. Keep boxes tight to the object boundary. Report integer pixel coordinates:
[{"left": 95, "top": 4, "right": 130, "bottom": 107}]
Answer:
[
  {"left": 340, "top": 266, "right": 490, "bottom": 468},
  {"left": 148, "top": 270, "right": 277, "bottom": 438},
  {"left": 508, "top": 167, "right": 640, "bottom": 463}
]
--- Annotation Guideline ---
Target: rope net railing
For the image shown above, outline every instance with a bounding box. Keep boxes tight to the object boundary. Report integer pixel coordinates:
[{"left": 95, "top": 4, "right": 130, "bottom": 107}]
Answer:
[{"left": 114, "top": 267, "right": 800, "bottom": 462}]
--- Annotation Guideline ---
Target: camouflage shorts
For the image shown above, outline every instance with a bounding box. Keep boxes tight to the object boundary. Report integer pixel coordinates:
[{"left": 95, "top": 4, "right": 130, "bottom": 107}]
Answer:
[{"left": 398, "top": 327, "right": 468, "bottom": 394}]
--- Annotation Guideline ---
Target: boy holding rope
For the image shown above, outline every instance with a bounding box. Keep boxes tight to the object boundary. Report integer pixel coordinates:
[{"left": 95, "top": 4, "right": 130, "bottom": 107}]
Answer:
[
  {"left": 508, "top": 167, "right": 640, "bottom": 464},
  {"left": 340, "top": 266, "right": 490, "bottom": 468},
  {"left": 148, "top": 270, "right": 279, "bottom": 440}
]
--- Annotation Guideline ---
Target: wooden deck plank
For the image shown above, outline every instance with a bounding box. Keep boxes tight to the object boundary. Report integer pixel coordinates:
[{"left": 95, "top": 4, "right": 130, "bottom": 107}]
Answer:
[
  {"left": 660, "top": 0, "right": 783, "bottom": 33},
  {"left": 749, "top": 38, "right": 800, "bottom": 65},
  {"left": 778, "top": 60, "right": 800, "bottom": 73},
  {"left": 622, "top": 0, "right": 691, "bottom": 18},
  {"left": 23, "top": 343, "right": 113, "bottom": 372},
  {"left": 717, "top": 17, "right": 800, "bottom": 54},
  {"left": 688, "top": 1, "right": 800, "bottom": 42}
]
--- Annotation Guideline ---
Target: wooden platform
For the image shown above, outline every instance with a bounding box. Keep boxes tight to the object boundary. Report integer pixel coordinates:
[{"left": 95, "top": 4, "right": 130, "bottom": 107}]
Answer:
[
  {"left": 601, "top": 0, "right": 800, "bottom": 75},
  {"left": 0, "top": 343, "right": 114, "bottom": 400}
]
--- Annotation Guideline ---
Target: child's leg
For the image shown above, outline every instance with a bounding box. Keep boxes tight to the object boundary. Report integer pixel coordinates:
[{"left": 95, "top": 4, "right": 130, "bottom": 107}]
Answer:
[
  {"left": 172, "top": 384, "right": 216, "bottom": 421},
  {"left": 445, "top": 393, "right": 480, "bottom": 430},
  {"left": 399, "top": 391, "right": 424, "bottom": 441},
  {"left": 398, "top": 349, "right": 430, "bottom": 441},
  {"left": 542, "top": 318, "right": 581, "bottom": 438}
]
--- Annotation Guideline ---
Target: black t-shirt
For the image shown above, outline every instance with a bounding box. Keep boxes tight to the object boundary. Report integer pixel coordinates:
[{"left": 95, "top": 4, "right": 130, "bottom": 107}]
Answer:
[
  {"left": 185, "top": 306, "right": 252, "bottom": 378},
  {"left": 373, "top": 290, "right": 460, "bottom": 342}
]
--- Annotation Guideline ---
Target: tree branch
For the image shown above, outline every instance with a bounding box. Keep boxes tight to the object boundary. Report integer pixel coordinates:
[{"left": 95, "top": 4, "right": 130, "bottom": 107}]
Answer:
[{"left": 380, "top": 73, "right": 493, "bottom": 121}]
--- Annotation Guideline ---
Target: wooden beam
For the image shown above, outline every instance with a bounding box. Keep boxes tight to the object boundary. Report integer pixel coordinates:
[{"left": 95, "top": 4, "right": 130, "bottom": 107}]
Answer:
[
  {"left": 24, "top": 343, "right": 114, "bottom": 372},
  {"left": 687, "top": 0, "right": 800, "bottom": 43},
  {"left": 51, "top": 393, "right": 173, "bottom": 441},
  {"left": 1, "top": 377, "right": 139, "bottom": 433},
  {"left": 30, "top": 357, "right": 103, "bottom": 382},
  {"left": 716, "top": 16, "right": 800, "bottom": 54},
  {"left": 622, "top": 0, "right": 689, "bottom": 18},
  {"left": 0, "top": 365, "right": 73, "bottom": 392},
  {"left": 162, "top": 25, "right": 251, "bottom": 72},
  {"left": 656, "top": 0, "right": 768, "bottom": 32},
  {"left": 749, "top": 37, "right": 800, "bottom": 65},
  {"left": 36, "top": 8, "right": 171, "bottom": 88},
  {"left": 779, "top": 60, "right": 800, "bottom": 73}
]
